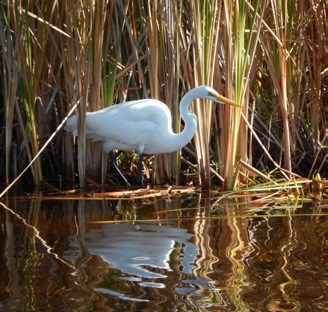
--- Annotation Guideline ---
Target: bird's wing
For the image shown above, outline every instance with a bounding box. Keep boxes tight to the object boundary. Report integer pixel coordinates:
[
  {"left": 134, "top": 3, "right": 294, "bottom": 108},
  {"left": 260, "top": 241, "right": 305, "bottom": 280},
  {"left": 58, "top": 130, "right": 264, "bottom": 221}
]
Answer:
[{"left": 84, "top": 99, "right": 168, "bottom": 151}]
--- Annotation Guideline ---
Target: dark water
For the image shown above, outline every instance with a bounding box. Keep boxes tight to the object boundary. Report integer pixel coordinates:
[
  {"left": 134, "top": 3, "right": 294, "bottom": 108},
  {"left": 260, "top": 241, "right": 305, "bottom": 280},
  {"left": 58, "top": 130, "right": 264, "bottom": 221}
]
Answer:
[{"left": 0, "top": 193, "right": 327, "bottom": 311}]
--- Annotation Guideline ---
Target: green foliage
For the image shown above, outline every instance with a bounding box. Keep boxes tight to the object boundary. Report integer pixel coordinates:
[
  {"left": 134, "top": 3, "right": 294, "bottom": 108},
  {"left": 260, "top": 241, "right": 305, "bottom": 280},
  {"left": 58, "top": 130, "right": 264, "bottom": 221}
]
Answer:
[{"left": 0, "top": 0, "right": 326, "bottom": 190}]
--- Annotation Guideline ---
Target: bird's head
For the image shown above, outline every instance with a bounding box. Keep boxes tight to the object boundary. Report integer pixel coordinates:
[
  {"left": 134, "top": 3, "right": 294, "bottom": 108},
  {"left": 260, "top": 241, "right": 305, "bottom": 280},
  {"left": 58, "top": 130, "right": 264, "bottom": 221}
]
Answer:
[{"left": 198, "top": 85, "right": 239, "bottom": 107}]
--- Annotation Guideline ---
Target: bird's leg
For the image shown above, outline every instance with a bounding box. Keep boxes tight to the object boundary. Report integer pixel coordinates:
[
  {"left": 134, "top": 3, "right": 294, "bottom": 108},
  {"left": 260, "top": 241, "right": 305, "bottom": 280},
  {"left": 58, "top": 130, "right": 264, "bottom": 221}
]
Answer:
[
  {"left": 137, "top": 153, "right": 144, "bottom": 188},
  {"left": 101, "top": 151, "right": 109, "bottom": 185},
  {"left": 110, "top": 150, "right": 131, "bottom": 187}
]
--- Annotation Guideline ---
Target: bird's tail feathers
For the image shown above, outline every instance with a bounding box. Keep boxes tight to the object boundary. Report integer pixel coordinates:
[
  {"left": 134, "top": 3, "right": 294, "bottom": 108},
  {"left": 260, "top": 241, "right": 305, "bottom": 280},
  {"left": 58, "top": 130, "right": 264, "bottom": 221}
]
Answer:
[{"left": 64, "top": 115, "right": 78, "bottom": 136}]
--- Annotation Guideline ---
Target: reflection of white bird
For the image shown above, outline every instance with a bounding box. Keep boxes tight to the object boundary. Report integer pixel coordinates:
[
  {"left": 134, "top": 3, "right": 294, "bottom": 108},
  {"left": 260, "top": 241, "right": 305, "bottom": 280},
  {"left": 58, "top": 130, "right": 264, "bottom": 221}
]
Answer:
[
  {"left": 65, "top": 85, "right": 237, "bottom": 186},
  {"left": 67, "top": 223, "right": 200, "bottom": 284}
]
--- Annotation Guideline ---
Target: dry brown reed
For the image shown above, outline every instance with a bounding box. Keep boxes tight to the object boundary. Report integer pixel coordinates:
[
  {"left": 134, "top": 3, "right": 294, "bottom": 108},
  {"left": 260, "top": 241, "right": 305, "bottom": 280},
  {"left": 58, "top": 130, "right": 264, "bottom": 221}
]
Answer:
[{"left": 0, "top": 0, "right": 326, "bottom": 191}]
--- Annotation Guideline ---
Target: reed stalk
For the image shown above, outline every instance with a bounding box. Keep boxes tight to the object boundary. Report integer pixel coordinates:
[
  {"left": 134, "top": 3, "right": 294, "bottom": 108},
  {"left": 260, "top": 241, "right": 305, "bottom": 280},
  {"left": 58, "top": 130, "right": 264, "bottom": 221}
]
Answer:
[
  {"left": 0, "top": 3, "right": 18, "bottom": 184},
  {"left": 0, "top": 0, "right": 326, "bottom": 190},
  {"left": 221, "top": 0, "right": 263, "bottom": 190},
  {"left": 6, "top": 2, "right": 45, "bottom": 184},
  {"left": 177, "top": 0, "right": 220, "bottom": 189},
  {"left": 190, "top": 0, "right": 218, "bottom": 189}
]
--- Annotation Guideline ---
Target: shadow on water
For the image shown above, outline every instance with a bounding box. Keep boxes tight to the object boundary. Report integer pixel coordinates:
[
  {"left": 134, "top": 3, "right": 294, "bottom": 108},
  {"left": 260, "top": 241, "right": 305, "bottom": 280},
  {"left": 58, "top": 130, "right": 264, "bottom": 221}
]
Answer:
[{"left": 0, "top": 193, "right": 327, "bottom": 311}]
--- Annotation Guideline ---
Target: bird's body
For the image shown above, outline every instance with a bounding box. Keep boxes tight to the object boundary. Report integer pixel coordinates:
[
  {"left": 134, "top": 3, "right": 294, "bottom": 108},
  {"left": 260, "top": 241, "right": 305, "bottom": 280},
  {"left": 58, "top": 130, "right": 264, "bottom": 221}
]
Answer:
[
  {"left": 66, "top": 98, "right": 195, "bottom": 155},
  {"left": 65, "top": 85, "right": 237, "bottom": 185}
]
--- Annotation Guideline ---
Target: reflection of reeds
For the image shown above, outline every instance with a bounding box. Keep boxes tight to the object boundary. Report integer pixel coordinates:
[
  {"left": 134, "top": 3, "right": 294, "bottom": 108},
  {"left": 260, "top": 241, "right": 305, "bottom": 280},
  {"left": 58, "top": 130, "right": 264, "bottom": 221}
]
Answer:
[{"left": 0, "top": 1, "right": 326, "bottom": 190}]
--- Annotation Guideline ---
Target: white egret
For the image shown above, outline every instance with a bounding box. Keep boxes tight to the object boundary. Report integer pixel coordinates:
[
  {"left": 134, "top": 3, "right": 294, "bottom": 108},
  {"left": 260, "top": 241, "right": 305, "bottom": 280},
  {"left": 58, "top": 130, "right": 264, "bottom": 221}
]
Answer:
[{"left": 65, "top": 85, "right": 238, "bottom": 186}]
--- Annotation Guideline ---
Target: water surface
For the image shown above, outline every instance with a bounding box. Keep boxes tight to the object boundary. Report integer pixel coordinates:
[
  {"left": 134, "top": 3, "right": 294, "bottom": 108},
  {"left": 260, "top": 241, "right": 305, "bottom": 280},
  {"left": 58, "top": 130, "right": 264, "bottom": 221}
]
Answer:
[{"left": 0, "top": 193, "right": 327, "bottom": 311}]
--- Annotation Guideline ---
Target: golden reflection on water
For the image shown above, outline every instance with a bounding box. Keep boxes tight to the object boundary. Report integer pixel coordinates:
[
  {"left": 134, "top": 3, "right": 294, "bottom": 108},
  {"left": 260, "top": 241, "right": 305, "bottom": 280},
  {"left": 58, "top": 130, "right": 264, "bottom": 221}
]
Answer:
[{"left": 0, "top": 194, "right": 327, "bottom": 311}]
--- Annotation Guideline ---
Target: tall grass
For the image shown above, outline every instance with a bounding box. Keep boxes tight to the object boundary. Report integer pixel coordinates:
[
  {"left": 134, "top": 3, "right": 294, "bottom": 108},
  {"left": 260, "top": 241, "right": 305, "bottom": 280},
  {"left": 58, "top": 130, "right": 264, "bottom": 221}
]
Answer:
[
  {"left": 0, "top": 3, "right": 18, "bottom": 184},
  {"left": 183, "top": 0, "right": 221, "bottom": 189},
  {"left": 0, "top": 0, "right": 326, "bottom": 191},
  {"left": 221, "top": 0, "right": 264, "bottom": 189}
]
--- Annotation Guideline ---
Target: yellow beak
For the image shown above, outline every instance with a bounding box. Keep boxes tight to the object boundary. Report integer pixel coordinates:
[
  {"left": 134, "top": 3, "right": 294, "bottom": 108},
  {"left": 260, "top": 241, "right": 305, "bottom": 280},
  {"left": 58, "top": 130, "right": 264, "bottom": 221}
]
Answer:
[{"left": 209, "top": 90, "right": 240, "bottom": 107}]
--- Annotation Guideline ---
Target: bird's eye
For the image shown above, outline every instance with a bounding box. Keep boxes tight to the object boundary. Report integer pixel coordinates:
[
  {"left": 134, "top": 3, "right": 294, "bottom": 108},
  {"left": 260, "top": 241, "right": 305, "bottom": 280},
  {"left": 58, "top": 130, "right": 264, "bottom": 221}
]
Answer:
[{"left": 208, "top": 91, "right": 218, "bottom": 98}]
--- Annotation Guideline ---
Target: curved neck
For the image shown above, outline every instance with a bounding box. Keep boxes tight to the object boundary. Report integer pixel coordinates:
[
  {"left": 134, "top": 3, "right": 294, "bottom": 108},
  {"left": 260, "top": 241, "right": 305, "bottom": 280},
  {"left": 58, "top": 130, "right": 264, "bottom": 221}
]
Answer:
[{"left": 171, "top": 90, "right": 198, "bottom": 151}]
